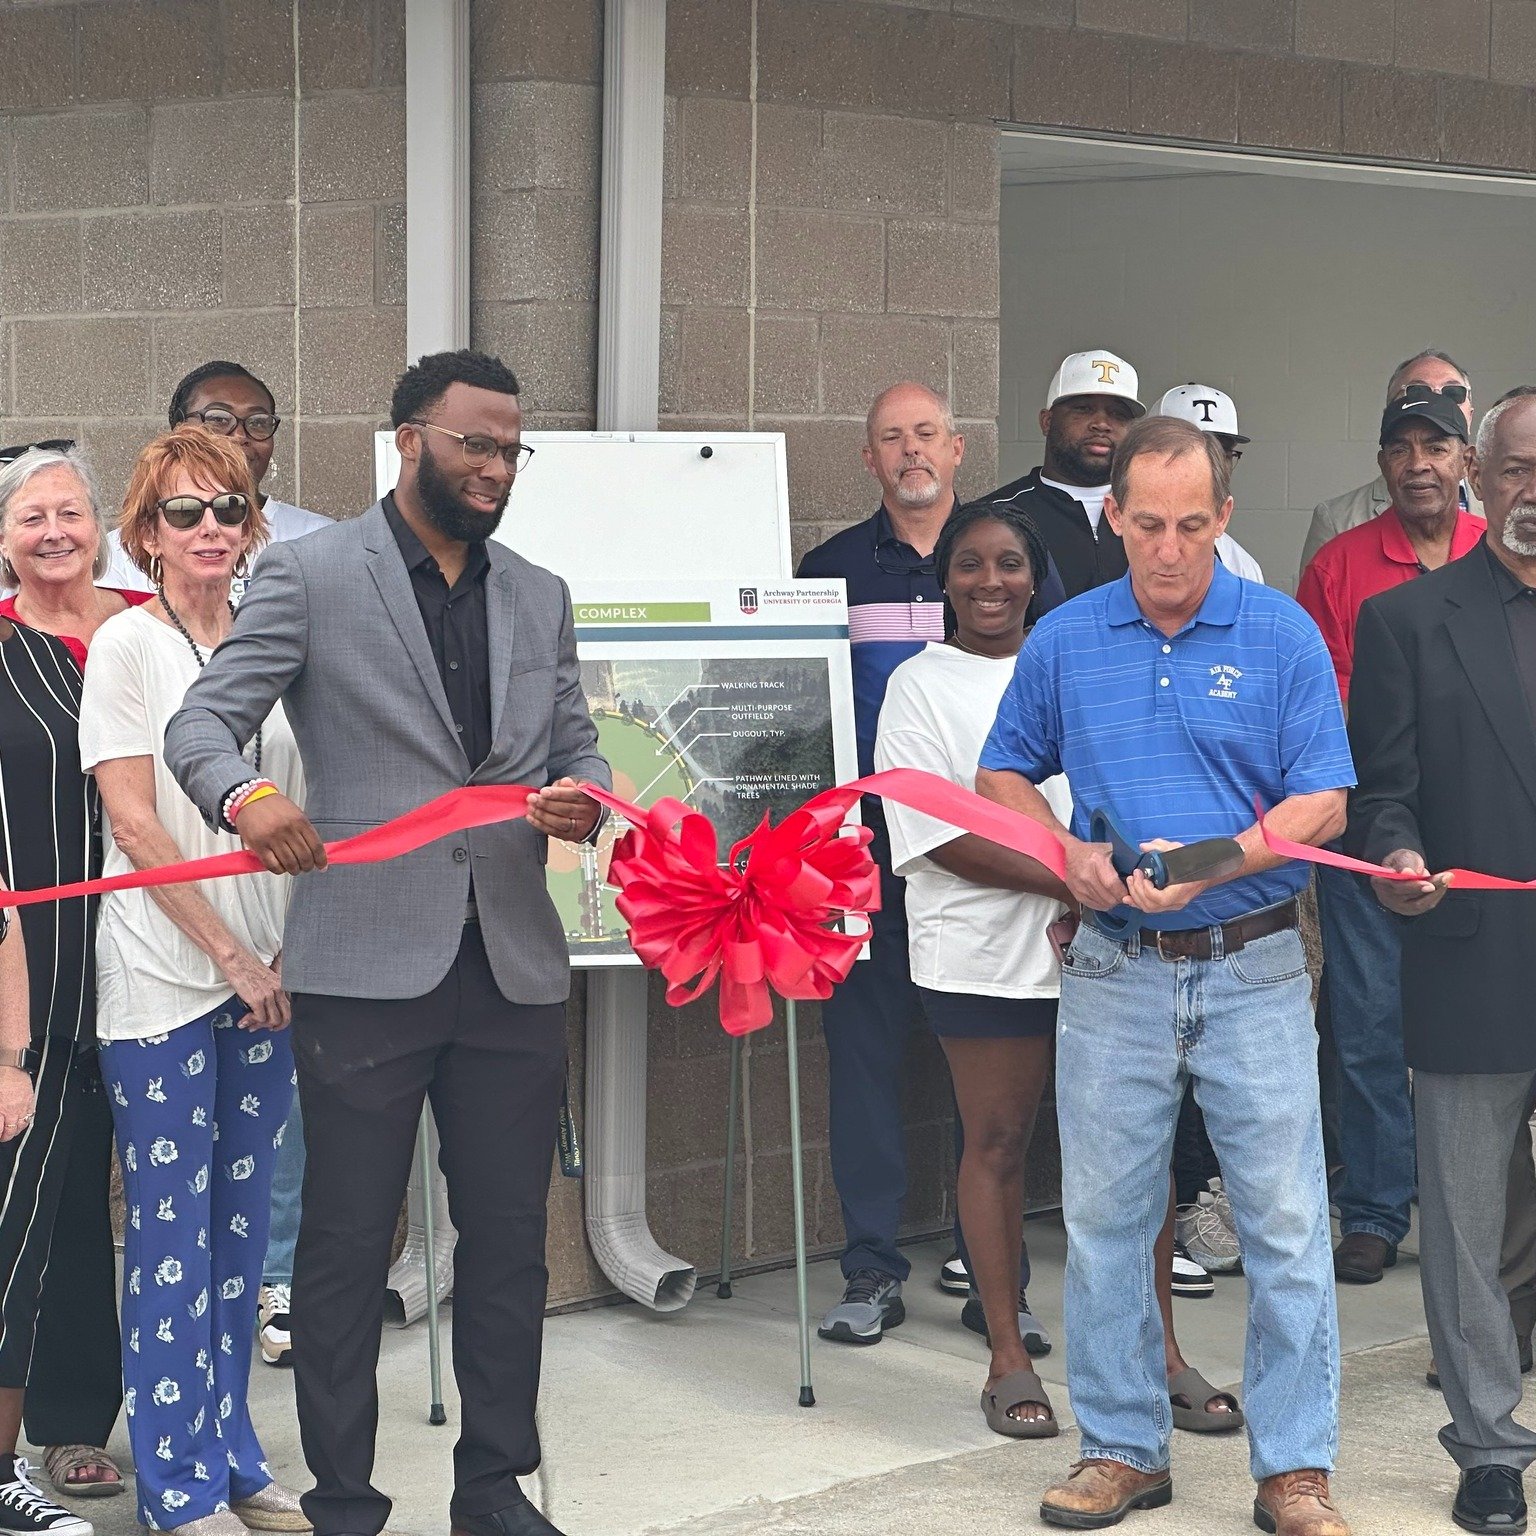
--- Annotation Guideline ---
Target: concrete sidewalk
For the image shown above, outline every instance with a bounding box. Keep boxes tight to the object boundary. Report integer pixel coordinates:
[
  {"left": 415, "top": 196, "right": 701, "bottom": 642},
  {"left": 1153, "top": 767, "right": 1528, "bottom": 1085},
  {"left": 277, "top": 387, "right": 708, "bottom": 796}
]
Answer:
[{"left": 58, "top": 1222, "right": 1506, "bottom": 1536}]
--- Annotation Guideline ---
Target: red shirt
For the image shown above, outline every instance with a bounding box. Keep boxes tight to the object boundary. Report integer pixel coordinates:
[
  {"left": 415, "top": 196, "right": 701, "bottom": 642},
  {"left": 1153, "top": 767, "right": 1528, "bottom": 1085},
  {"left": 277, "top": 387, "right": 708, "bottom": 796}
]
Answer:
[
  {"left": 1296, "top": 507, "right": 1486, "bottom": 703},
  {"left": 0, "top": 588, "right": 154, "bottom": 669}
]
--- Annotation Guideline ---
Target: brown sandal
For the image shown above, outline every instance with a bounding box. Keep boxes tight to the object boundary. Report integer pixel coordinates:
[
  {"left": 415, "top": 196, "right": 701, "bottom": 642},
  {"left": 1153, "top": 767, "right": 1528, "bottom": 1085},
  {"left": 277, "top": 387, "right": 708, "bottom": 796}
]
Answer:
[
  {"left": 1168, "top": 1367, "right": 1245, "bottom": 1433},
  {"left": 42, "top": 1444, "right": 125, "bottom": 1499}
]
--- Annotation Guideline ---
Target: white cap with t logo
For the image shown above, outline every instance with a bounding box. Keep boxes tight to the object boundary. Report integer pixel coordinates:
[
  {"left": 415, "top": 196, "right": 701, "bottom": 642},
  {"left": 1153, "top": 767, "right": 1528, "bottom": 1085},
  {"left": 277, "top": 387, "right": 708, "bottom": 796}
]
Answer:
[
  {"left": 1045, "top": 350, "right": 1145, "bottom": 415},
  {"left": 1157, "top": 382, "right": 1251, "bottom": 443}
]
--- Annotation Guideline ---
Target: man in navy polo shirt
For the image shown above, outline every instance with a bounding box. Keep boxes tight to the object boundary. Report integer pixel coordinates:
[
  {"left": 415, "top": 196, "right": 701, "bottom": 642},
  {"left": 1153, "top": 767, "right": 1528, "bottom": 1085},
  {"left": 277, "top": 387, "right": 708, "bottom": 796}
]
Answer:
[
  {"left": 978, "top": 416, "right": 1355, "bottom": 1536},
  {"left": 797, "top": 382, "right": 1063, "bottom": 1348}
]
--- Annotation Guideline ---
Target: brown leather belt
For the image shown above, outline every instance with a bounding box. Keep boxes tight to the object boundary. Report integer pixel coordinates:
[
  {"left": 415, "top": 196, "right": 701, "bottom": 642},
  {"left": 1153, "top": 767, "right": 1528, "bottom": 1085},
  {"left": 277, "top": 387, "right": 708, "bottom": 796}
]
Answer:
[{"left": 1093, "top": 898, "right": 1298, "bottom": 962}]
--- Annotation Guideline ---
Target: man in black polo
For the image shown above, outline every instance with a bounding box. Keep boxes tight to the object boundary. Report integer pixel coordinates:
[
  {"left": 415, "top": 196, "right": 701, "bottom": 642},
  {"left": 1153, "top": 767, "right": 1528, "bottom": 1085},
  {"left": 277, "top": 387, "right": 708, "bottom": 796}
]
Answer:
[{"left": 985, "top": 349, "right": 1144, "bottom": 598}]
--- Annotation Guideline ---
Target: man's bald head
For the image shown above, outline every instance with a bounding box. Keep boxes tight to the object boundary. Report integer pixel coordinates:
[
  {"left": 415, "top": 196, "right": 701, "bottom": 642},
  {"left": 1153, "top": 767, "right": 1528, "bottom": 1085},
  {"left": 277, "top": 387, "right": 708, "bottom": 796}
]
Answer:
[
  {"left": 865, "top": 381, "right": 956, "bottom": 445},
  {"left": 862, "top": 381, "right": 964, "bottom": 514}
]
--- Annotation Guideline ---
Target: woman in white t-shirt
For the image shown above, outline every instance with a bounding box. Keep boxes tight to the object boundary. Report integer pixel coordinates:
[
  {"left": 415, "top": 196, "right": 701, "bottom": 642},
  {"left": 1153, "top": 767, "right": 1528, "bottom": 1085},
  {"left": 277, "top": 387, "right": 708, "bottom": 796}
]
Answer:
[
  {"left": 875, "top": 501, "right": 1074, "bottom": 1441},
  {"left": 78, "top": 426, "right": 309, "bottom": 1536}
]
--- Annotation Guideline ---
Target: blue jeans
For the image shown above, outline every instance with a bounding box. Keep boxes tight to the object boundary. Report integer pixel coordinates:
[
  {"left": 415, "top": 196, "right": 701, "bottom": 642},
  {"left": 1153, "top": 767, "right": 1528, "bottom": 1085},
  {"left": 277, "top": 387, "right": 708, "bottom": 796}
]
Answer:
[
  {"left": 1316, "top": 861, "right": 1414, "bottom": 1244},
  {"left": 101, "top": 1000, "right": 295, "bottom": 1529},
  {"left": 263, "top": 1096, "right": 304, "bottom": 1287},
  {"left": 1058, "top": 920, "right": 1339, "bottom": 1480}
]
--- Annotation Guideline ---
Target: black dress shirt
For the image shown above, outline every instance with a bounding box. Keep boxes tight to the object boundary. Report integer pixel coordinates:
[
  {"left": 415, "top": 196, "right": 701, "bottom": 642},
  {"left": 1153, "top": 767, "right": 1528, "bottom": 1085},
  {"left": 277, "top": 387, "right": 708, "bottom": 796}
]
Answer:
[
  {"left": 1485, "top": 540, "right": 1536, "bottom": 734},
  {"left": 383, "top": 493, "right": 493, "bottom": 769}
]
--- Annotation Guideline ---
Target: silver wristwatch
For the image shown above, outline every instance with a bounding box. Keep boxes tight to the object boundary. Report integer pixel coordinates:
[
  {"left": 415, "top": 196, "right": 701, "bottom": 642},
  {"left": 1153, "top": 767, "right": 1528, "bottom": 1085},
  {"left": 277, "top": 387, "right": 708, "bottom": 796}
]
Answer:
[{"left": 0, "top": 1048, "right": 34, "bottom": 1071}]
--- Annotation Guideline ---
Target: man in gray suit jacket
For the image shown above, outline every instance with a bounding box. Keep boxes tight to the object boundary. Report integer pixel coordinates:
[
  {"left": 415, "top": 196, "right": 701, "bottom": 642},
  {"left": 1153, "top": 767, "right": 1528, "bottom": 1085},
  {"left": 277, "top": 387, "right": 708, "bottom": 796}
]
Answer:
[{"left": 166, "top": 350, "right": 610, "bottom": 1536}]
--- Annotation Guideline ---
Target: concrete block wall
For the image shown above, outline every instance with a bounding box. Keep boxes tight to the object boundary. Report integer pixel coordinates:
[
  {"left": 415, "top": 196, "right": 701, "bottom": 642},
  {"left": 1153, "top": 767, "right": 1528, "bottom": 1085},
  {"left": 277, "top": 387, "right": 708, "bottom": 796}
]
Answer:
[{"left": 0, "top": 0, "right": 407, "bottom": 520}]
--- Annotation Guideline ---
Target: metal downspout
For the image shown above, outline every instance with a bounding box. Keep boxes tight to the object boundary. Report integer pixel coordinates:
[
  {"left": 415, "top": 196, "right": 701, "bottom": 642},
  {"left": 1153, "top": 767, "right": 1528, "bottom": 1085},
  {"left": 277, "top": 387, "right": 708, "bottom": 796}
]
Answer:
[{"left": 584, "top": 0, "right": 696, "bottom": 1312}]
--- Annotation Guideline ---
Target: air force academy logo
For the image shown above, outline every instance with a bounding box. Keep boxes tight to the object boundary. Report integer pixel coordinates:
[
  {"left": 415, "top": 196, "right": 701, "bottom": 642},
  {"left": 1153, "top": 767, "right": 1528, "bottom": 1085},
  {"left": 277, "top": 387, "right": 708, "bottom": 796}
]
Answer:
[{"left": 1208, "top": 664, "right": 1242, "bottom": 700}]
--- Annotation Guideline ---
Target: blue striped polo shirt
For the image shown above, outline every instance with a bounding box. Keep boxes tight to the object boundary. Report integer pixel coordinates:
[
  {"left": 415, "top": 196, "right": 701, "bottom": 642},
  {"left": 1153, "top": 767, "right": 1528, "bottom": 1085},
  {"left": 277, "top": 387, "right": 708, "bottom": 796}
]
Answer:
[{"left": 979, "top": 561, "right": 1354, "bottom": 930}]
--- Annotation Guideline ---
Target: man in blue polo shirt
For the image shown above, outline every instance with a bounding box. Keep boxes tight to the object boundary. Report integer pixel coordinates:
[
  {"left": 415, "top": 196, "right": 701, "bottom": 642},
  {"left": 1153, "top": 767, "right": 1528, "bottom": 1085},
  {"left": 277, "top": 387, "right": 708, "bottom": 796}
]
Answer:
[{"left": 978, "top": 416, "right": 1355, "bottom": 1536}]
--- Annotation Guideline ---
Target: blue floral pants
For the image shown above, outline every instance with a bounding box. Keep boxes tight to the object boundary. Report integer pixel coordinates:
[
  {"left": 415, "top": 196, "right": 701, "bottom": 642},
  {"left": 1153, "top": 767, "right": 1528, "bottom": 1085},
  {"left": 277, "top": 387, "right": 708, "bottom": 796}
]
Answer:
[{"left": 101, "top": 999, "right": 295, "bottom": 1529}]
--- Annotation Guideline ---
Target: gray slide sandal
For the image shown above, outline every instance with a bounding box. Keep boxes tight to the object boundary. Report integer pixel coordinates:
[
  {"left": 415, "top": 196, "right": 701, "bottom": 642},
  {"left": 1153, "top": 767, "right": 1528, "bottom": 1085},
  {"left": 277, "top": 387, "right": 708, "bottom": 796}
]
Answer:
[
  {"left": 981, "top": 1367, "right": 1061, "bottom": 1439},
  {"left": 1169, "top": 1366, "right": 1245, "bottom": 1433}
]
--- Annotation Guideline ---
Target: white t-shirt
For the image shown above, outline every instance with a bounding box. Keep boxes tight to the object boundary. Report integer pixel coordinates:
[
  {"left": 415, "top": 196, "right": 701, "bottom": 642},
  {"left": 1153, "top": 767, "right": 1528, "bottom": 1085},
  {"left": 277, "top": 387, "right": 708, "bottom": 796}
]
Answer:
[
  {"left": 1216, "top": 531, "right": 1264, "bottom": 584},
  {"left": 1041, "top": 474, "right": 1108, "bottom": 531},
  {"left": 875, "top": 643, "right": 1072, "bottom": 999},
  {"left": 102, "top": 498, "right": 331, "bottom": 600},
  {"left": 78, "top": 606, "right": 306, "bottom": 1040}
]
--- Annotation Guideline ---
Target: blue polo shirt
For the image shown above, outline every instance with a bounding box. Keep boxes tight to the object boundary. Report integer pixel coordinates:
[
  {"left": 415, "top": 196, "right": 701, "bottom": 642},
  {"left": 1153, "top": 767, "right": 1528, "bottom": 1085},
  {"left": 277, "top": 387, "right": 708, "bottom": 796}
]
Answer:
[
  {"left": 979, "top": 561, "right": 1354, "bottom": 930},
  {"left": 798, "top": 502, "right": 1067, "bottom": 779}
]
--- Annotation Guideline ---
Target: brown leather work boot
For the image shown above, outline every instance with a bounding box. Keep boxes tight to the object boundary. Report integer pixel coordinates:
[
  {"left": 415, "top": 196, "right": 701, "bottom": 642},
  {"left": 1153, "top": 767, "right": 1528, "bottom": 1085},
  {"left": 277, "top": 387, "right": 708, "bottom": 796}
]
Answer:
[
  {"left": 1254, "top": 1469, "right": 1352, "bottom": 1535},
  {"left": 1040, "top": 1458, "right": 1173, "bottom": 1528}
]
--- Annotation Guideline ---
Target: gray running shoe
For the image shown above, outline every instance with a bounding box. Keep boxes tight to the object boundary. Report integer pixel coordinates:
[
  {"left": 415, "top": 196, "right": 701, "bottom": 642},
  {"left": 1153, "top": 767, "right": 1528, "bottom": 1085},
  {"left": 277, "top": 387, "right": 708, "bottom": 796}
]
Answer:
[
  {"left": 961, "top": 1288, "right": 1053, "bottom": 1356},
  {"left": 818, "top": 1269, "right": 905, "bottom": 1344},
  {"left": 1176, "top": 1180, "right": 1242, "bottom": 1274}
]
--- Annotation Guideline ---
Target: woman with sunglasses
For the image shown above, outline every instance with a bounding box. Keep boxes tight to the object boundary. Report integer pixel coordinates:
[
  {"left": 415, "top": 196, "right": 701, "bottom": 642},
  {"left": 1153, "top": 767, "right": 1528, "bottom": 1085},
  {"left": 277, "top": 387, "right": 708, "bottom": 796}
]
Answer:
[
  {"left": 105, "top": 361, "right": 329, "bottom": 598},
  {"left": 78, "top": 428, "right": 310, "bottom": 1536}
]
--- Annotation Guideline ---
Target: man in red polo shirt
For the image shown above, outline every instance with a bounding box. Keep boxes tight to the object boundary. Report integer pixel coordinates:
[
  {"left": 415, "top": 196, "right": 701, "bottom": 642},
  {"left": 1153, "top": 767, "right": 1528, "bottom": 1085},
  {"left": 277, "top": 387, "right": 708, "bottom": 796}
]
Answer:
[{"left": 1298, "top": 383, "right": 1484, "bottom": 1287}]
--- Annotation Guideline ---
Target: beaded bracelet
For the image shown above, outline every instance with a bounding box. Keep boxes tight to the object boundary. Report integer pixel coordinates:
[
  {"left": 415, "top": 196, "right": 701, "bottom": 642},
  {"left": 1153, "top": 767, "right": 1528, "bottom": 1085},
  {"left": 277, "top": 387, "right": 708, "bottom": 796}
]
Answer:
[{"left": 220, "top": 778, "right": 275, "bottom": 832}]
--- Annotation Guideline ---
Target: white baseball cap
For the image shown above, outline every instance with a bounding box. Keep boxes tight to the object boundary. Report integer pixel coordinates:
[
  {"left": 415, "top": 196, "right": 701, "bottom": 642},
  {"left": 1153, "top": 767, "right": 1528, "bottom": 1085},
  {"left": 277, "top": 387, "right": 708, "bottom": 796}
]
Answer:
[
  {"left": 1045, "top": 350, "right": 1145, "bottom": 415},
  {"left": 1156, "top": 383, "right": 1250, "bottom": 444}
]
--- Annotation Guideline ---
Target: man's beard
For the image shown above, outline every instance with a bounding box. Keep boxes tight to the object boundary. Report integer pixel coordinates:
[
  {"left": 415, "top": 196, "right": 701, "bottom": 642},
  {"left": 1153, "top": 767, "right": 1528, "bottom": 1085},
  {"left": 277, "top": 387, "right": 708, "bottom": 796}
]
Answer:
[
  {"left": 1045, "top": 424, "right": 1112, "bottom": 487},
  {"left": 418, "top": 442, "right": 509, "bottom": 543},
  {"left": 892, "top": 462, "right": 943, "bottom": 509},
  {"left": 1502, "top": 504, "right": 1536, "bottom": 559}
]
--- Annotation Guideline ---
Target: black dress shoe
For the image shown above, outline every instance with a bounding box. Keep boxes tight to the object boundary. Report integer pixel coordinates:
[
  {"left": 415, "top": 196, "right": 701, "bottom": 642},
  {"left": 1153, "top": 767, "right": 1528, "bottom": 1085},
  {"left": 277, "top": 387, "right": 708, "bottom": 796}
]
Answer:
[
  {"left": 1454, "top": 1465, "right": 1527, "bottom": 1534},
  {"left": 1333, "top": 1231, "right": 1397, "bottom": 1284},
  {"left": 451, "top": 1491, "right": 565, "bottom": 1536}
]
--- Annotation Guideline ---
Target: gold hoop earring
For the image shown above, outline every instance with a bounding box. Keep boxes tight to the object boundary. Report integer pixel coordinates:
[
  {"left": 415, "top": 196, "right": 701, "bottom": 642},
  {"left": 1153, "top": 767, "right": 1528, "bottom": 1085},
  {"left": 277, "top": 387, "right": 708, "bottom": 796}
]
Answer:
[{"left": 147, "top": 555, "right": 163, "bottom": 588}]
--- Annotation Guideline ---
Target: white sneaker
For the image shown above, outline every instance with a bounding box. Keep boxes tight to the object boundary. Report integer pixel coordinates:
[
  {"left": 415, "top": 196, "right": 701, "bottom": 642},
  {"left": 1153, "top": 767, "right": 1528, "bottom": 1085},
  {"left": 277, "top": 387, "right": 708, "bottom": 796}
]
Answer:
[
  {"left": 0, "top": 1458, "right": 93, "bottom": 1536},
  {"left": 258, "top": 1282, "right": 292, "bottom": 1367}
]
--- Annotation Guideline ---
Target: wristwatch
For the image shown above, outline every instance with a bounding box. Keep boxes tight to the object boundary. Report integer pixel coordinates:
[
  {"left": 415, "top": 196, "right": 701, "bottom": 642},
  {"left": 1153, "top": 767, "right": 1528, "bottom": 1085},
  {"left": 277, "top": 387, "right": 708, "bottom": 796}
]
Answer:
[{"left": 0, "top": 1048, "right": 35, "bottom": 1072}]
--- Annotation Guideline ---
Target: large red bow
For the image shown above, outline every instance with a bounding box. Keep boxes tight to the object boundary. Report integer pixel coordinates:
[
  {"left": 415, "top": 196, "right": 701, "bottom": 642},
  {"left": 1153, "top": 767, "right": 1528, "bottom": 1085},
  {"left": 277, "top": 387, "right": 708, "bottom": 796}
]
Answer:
[{"left": 598, "top": 786, "right": 878, "bottom": 1036}]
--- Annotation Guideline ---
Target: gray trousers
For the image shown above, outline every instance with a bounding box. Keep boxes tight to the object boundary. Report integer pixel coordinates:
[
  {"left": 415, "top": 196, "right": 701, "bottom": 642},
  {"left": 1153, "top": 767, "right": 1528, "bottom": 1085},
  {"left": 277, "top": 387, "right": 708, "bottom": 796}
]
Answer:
[
  {"left": 1501, "top": 1096, "right": 1536, "bottom": 1338},
  {"left": 1418, "top": 1070, "right": 1536, "bottom": 1470}
]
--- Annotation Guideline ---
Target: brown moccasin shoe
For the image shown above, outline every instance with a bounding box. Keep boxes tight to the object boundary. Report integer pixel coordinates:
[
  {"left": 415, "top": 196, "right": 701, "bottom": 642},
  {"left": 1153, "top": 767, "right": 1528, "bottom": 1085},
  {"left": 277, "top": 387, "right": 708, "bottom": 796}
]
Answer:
[
  {"left": 1254, "top": 1469, "right": 1352, "bottom": 1536},
  {"left": 1040, "top": 1458, "right": 1173, "bottom": 1528}
]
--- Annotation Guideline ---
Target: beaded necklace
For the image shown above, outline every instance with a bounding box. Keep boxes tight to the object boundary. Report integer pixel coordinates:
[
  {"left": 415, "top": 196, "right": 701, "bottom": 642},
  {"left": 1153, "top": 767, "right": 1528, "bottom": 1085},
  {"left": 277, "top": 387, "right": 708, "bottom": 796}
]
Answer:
[{"left": 157, "top": 588, "right": 262, "bottom": 772}]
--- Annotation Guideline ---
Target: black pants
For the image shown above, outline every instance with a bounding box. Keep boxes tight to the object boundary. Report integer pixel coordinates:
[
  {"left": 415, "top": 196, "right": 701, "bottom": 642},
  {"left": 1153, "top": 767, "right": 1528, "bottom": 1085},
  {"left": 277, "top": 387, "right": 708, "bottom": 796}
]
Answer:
[
  {"left": 290, "top": 925, "right": 567, "bottom": 1536},
  {"left": 1171, "top": 1080, "right": 1221, "bottom": 1207},
  {"left": 0, "top": 1040, "right": 122, "bottom": 1446}
]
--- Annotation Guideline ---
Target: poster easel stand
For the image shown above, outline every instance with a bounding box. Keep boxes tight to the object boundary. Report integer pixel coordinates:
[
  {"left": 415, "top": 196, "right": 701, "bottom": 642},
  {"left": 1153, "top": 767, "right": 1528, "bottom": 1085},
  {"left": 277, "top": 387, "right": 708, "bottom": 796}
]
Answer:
[{"left": 716, "top": 1007, "right": 816, "bottom": 1408}]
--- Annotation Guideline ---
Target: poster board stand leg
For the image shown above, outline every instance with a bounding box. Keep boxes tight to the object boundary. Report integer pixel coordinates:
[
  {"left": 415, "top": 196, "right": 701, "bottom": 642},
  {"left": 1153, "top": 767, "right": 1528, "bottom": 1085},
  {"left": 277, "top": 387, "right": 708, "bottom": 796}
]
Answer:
[
  {"left": 717, "top": 1036, "right": 742, "bottom": 1299},
  {"left": 785, "top": 1001, "right": 816, "bottom": 1409},
  {"left": 417, "top": 1109, "right": 448, "bottom": 1426}
]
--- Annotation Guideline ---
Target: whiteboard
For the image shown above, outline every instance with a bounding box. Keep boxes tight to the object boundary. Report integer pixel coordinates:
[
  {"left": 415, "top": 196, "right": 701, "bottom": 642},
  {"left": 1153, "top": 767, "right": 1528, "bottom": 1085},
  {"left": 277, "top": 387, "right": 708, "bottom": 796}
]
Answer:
[{"left": 373, "top": 429, "right": 793, "bottom": 580}]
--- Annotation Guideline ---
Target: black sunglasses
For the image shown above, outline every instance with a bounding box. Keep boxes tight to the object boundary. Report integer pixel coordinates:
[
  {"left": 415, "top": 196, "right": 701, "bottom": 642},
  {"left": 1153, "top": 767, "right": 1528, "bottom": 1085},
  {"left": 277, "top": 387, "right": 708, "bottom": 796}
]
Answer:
[
  {"left": 1400, "top": 382, "right": 1468, "bottom": 405},
  {"left": 0, "top": 438, "right": 76, "bottom": 466},
  {"left": 158, "top": 493, "right": 250, "bottom": 529}
]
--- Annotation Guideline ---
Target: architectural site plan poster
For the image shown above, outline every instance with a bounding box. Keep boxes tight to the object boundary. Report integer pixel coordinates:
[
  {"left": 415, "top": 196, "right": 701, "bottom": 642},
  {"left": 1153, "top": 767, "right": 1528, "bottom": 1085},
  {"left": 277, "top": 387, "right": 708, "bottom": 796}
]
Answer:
[{"left": 552, "top": 580, "right": 857, "bottom": 966}]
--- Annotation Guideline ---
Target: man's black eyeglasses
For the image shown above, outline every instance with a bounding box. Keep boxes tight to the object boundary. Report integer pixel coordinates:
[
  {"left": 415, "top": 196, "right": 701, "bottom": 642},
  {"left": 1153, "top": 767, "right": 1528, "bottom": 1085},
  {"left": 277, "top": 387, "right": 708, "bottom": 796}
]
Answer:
[
  {"left": 182, "top": 408, "right": 281, "bottom": 442},
  {"left": 0, "top": 438, "right": 75, "bottom": 466},
  {"left": 410, "top": 419, "right": 534, "bottom": 473}
]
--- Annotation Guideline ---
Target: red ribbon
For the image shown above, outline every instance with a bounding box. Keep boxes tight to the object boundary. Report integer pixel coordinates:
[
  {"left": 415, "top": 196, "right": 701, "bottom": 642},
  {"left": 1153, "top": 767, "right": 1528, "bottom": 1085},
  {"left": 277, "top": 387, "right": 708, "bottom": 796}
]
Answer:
[
  {"left": 6, "top": 771, "right": 1530, "bottom": 1034},
  {"left": 1256, "top": 804, "right": 1536, "bottom": 891}
]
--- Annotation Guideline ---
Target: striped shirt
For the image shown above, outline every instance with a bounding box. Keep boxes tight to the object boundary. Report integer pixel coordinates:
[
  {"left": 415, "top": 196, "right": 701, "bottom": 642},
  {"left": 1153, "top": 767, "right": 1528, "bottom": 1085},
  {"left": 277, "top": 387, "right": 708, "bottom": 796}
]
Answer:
[
  {"left": 0, "top": 621, "right": 97, "bottom": 1041},
  {"left": 979, "top": 561, "right": 1354, "bottom": 930}
]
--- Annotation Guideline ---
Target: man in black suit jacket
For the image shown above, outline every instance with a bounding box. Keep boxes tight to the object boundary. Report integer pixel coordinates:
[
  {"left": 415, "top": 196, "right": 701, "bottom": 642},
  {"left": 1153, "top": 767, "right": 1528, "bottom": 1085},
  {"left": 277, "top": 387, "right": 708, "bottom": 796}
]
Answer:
[{"left": 1349, "top": 388, "right": 1536, "bottom": 1536}]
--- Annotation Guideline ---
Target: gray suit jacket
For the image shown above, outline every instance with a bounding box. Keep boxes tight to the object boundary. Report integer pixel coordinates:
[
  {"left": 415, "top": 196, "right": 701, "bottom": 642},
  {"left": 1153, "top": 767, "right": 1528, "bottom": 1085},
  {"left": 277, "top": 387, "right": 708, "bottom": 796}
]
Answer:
[{"left": 164, "top": 502, "right": 611, "bottom": 1003}]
